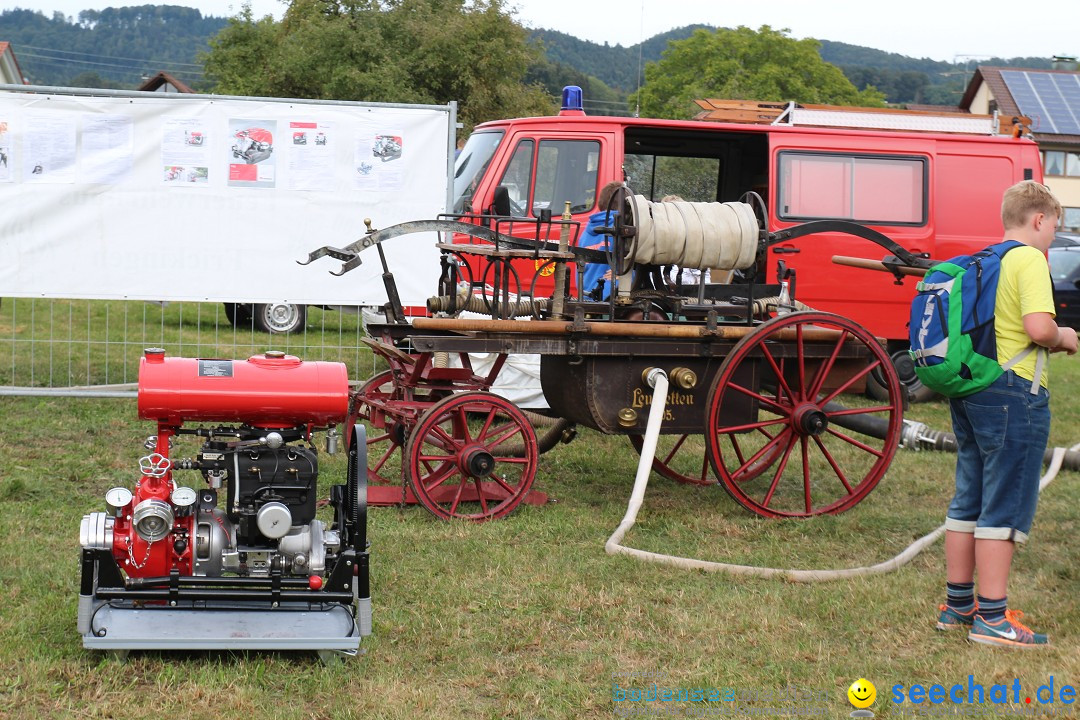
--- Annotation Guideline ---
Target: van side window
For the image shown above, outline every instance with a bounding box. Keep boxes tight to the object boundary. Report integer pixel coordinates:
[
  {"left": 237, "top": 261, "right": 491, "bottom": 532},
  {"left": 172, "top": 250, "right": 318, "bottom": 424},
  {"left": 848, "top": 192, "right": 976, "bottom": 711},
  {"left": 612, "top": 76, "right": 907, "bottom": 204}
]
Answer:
[
  {"left": 624, "top": 154, "right": 721, "bottom": 202},
  {"left": 778, "top": 152, "right": 926, "bottom": 225},
  {"left": 533, "top": 140, "right": 600, "bottom": 215},
  {"left": 497, "top": 140, "right": 534, "bottom": 216}
]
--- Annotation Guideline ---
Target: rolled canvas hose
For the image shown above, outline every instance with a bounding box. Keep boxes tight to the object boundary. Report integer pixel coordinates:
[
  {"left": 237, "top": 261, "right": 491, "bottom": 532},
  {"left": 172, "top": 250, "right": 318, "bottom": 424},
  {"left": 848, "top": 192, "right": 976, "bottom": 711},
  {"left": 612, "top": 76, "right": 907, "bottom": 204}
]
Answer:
[{"left": 625, "top": 196, "right": 758, "bottom": 272}]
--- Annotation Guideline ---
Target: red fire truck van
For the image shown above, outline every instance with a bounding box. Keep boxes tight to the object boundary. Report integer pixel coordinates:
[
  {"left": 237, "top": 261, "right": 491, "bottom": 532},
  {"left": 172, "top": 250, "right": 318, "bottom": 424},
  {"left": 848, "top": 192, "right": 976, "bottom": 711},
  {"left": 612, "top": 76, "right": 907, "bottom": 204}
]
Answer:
[{"left": 451, "top": 88, "right": 1042, "bottom": 397}]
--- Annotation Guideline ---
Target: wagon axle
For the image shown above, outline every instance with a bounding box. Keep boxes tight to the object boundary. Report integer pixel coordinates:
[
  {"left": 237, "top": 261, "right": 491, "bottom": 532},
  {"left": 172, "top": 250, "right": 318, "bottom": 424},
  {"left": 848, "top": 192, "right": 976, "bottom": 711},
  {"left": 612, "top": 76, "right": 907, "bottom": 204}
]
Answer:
[{"left": 792, "top": 405, "right": 829, "bottom": 436}]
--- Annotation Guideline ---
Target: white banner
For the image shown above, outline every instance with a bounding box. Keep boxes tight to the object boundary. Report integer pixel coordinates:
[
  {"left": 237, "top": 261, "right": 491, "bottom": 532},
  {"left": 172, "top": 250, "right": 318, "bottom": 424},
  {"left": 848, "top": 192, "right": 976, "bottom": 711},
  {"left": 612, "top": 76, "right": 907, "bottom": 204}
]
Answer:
[{"left": 0, "top": 88, "right": 453, "bottom": 307}]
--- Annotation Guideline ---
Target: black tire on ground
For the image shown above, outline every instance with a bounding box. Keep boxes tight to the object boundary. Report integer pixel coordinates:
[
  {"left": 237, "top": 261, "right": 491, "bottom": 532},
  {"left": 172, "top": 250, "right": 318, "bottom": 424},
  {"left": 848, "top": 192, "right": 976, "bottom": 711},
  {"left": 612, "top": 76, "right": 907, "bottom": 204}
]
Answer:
[
  {"left": 253, "top": 302, "right": 306, "bottom": 334},
  {"left": 223, "top": 303, "right": 253, "bottom": 326}
]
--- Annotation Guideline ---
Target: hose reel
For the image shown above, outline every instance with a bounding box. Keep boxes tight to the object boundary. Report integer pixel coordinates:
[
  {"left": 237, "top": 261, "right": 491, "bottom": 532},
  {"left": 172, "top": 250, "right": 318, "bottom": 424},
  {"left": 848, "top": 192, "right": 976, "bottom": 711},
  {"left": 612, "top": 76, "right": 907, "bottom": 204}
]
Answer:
[{"left": 624, "top": 195, "right": 759, "bottom": 271}]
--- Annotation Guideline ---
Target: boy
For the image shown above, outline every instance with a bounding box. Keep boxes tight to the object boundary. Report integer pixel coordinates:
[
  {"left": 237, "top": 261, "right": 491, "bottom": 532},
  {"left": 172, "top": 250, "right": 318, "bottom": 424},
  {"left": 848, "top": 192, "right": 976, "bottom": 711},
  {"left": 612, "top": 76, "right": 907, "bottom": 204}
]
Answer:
[
  {"left": 579, "top": 181, "right": 625, "bottom": 300},
  {"left": 937, "top": 180, "right": 1077, "bottom": 648}
]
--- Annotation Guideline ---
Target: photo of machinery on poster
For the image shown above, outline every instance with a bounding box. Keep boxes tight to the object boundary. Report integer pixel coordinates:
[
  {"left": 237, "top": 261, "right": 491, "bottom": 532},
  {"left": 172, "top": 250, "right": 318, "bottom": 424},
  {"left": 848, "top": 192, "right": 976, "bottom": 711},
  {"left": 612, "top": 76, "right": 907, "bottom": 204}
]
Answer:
[{"left": 0, "top": 86, "right": 455, "bottom": 308}]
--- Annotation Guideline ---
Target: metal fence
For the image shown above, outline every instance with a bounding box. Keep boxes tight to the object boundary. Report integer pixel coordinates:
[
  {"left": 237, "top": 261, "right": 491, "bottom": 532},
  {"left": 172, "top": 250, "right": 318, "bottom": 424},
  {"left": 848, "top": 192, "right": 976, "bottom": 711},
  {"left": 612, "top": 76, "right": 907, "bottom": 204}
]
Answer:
[{"left": 0, "top": 298, "right": 379, "bottom": 397}]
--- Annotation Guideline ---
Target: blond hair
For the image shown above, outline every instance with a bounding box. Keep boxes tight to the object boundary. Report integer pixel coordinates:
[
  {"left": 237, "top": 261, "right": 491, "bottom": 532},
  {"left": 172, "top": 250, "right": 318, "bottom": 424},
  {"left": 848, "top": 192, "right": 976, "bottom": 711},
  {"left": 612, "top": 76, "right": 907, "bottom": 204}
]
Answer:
[{"left": 1001, "top": 180, "right": 1062, "bottom": 229}]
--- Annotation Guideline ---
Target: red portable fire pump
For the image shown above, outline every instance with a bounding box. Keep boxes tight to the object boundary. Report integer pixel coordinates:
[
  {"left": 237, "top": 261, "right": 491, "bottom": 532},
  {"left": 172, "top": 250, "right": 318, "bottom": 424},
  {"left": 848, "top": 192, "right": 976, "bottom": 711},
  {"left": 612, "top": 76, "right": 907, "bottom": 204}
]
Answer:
[{"left": 78, "top": 349, "right": 371, "bottom": 661}]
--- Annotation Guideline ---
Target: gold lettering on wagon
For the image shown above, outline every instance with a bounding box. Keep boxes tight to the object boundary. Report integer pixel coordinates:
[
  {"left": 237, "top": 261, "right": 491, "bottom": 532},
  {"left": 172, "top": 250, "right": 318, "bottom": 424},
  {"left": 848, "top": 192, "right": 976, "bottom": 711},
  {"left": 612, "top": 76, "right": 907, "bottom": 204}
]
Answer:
[{"left": 631, "top": 388, "right": 695, "bottom": 409}]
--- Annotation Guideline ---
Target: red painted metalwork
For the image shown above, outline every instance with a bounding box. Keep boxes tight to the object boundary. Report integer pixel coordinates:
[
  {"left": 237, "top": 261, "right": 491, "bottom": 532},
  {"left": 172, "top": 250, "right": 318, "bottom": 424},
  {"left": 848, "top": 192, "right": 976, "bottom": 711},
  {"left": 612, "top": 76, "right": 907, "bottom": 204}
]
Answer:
[
  {"left": 705, "top": 312, "right": 903, "bottom": 517},
  {"left": 404, "top": 392, "right": 539, "bottom": 521},
  {"left": 627, "top": 434, "right": 715, "bottom": 486},
  {"left": 346, "top": 338, "right": 549, "bottom": 516},
  {"left": 137, "top": 350, "right": 349, "bottom": 427},
  {"left": 113, "top": 350, "right": 350, "bottom": 576},
  {"left": 627, "top": 430, "right": 786, "bottom": 487}
]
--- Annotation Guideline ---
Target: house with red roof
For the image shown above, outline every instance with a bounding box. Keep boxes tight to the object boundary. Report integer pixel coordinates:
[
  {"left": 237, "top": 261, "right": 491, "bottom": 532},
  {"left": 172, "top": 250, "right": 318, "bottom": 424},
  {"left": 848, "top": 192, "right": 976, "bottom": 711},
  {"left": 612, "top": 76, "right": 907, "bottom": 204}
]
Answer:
[
  {"left": 0, "top": 41, "right": 28, "bottom": 85},
  {"left": 961, "top": 59, "right": 1080, "bottom": 230}
]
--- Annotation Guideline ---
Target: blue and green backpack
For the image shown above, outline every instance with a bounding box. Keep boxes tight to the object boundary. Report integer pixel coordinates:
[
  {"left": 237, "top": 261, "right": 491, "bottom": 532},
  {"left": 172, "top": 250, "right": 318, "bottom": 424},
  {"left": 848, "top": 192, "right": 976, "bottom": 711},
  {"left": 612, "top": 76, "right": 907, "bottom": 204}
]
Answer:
[{"left": 908, "top": 240, "right": 1044, "bottom": 397}]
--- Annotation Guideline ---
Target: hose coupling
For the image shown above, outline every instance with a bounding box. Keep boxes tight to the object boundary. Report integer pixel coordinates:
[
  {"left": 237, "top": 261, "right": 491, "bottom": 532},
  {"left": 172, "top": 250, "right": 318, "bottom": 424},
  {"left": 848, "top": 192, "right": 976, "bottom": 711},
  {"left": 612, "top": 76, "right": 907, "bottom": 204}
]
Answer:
[
  {"left": 641, "top": 367, "right": 668, "bottom": 389},
  {"left": 899, "top": 419, "right": 957, "bottom": 452}
]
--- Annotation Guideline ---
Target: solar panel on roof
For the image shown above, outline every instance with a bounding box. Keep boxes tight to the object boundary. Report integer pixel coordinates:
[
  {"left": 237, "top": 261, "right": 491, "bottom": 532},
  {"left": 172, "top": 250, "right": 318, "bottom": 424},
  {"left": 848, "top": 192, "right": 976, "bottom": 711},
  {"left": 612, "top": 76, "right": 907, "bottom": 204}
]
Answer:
[{"left": 1001, "top": 70, "right": 1080, "bottom": 135}]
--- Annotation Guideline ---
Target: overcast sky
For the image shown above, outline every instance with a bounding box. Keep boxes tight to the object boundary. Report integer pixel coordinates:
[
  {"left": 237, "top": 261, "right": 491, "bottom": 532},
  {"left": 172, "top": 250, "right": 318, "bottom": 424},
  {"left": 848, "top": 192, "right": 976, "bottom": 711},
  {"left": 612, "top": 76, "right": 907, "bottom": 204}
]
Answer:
[{"left": 6, "top": 0, "right": 1078, "bottom": 64}]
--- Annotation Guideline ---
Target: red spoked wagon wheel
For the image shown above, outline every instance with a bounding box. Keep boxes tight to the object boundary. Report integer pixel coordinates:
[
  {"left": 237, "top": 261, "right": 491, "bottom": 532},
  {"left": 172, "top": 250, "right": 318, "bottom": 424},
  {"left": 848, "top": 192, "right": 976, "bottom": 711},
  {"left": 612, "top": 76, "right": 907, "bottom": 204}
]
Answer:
[
  {"left": 705, "top": 311, "right": 902, "bottom": 518},
  {"left": 627, "top": 434, "right": 715, "bottom": 486},
  {"left": 627, "top": 429, "right": 784, "bottom": 487},
  {"left": 345, "top": 370, "right": 407, "bottom": 485},
  {"left": 405, "top": 391, "right": 539, "bottom": 521}
]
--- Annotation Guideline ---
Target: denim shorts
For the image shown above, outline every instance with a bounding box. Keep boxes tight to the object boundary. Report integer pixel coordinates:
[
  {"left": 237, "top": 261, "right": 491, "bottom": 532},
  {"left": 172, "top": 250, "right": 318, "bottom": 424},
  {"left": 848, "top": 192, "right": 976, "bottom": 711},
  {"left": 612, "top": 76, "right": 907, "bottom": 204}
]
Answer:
[{"left": 944, "top": 370, "right": 1050, "bottom": 544}]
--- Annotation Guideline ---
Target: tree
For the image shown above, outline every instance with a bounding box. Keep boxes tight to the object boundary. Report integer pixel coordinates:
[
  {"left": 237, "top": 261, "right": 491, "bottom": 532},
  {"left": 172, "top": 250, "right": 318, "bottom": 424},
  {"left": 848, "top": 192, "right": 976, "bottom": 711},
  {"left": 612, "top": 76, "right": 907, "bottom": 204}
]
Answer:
[
  {"left": 202, "top": 0, "right": 553, "bottom": 128},
  {"left": 68, "top": 71, "right": 120, "bottom": 89},
  {"left": 633, "top": 26, "right": 887, "bottom": 119}
]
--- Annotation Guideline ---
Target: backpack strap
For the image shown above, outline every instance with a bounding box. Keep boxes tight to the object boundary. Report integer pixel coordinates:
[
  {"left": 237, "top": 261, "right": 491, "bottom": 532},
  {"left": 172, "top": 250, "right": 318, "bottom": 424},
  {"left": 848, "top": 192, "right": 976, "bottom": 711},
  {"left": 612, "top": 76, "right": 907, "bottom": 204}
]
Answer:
[
  {"left": 994, "top": 240, "right": 1046, "bottom": 394},
  {"left": 988, "top": 239, "right": 1025, "bottom": 258},
  {"left": 1000, "top": 345, "right": 1048, "bottom": 394},
  {"left": 915, "top": 278, "right": 954, "bottom": 293}
]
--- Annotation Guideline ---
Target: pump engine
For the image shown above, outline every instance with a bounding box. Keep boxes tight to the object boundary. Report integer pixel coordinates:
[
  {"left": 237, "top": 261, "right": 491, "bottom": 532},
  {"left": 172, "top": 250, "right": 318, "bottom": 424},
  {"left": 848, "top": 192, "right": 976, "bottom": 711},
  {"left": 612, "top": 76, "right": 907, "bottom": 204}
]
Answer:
[{"left": 78, "top": 349, "right": 370, "bottom": 661}]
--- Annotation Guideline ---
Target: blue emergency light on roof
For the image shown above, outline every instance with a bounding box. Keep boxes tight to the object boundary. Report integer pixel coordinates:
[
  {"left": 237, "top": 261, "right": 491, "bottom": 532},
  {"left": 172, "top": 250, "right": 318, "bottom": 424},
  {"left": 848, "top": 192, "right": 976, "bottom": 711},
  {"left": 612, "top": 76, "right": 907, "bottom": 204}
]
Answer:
[{"left": 559, "top": 86, "right": 585, "bottom": 116}]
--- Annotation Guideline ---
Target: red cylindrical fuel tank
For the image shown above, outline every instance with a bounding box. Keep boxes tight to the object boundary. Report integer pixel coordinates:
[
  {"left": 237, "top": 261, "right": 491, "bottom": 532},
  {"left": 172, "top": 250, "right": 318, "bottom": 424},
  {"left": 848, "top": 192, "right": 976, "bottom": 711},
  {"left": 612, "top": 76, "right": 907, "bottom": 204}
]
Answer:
[{"left": 137, "top": 349, "right": 349, "bottom": 426}]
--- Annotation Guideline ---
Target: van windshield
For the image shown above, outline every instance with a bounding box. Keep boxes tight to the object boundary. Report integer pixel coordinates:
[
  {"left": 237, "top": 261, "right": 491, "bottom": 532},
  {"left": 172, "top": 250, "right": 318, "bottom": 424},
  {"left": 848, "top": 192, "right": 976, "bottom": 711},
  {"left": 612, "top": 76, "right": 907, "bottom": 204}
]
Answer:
[{"left": 452, "top": 131, "right": 504, "bottom": 213}]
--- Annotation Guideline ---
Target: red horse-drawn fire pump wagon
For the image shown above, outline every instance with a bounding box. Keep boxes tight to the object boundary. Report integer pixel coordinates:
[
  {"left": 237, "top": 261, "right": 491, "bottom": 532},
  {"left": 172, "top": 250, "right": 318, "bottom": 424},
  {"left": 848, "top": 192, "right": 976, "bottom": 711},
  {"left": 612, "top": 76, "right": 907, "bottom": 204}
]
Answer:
[{"left": 301, "top": 183, "right": 933, "bottom": 522}]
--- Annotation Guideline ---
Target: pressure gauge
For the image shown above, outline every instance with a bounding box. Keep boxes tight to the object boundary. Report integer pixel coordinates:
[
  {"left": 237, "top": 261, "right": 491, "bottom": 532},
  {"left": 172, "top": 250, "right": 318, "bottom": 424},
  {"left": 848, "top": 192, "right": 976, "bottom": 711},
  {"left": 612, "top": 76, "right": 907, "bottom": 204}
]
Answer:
[
  {"left": 105, "top": 487, "right": 132, "bottom": 517},
  {"left": 171, "top": 486, "right": 197, "bottom": 517}
]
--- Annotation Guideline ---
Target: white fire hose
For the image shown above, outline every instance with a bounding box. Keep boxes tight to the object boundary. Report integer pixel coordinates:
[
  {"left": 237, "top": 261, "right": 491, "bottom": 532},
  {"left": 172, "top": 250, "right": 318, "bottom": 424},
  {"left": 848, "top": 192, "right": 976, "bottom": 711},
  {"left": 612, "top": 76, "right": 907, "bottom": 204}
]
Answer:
[
  {"left": 626, "top": 196, "right": 759, "bottom": 271},
  {"left": 605, "top": 368, "right": 1072, "bottom": 582}
]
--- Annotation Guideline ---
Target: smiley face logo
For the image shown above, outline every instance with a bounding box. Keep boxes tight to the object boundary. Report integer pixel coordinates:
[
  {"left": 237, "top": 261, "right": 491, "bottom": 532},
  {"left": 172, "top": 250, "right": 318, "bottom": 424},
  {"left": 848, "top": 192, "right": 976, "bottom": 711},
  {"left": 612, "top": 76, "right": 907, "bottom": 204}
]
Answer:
[{"left": 847, "top": 678, "right": 876, "bottom": 709}]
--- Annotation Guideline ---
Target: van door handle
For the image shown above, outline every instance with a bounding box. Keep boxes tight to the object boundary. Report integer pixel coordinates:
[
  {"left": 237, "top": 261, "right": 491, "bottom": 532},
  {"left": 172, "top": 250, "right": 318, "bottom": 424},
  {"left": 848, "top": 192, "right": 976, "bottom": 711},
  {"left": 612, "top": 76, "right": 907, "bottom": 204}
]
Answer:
[{"left": 773, "top": 246, "right": 800, "bottom": 254}]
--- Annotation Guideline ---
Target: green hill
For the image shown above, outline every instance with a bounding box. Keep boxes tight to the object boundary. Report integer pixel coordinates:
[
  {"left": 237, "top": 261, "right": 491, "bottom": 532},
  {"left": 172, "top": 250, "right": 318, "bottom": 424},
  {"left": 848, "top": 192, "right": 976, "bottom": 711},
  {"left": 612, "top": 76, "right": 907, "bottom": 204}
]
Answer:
[
  {"left": 0, "top": 8, "right": 1060, "bottom": 107},
  {"left": 0, "top": 5, "right": 226, "bottom": 89},
  {"left": 529, "top": 25, "right": 714, "bottom": 94},
  {"left": 531, "top": 26, "right": 1058, "bottom": 107}
]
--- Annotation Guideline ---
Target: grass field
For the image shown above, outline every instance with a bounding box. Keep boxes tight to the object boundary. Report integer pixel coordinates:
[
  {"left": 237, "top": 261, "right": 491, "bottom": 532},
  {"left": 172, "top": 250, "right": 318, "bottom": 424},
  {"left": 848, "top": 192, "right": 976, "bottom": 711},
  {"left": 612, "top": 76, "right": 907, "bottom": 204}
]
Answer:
[{"left": 2, "top": 347, "right": 1080, "bottom": 719}]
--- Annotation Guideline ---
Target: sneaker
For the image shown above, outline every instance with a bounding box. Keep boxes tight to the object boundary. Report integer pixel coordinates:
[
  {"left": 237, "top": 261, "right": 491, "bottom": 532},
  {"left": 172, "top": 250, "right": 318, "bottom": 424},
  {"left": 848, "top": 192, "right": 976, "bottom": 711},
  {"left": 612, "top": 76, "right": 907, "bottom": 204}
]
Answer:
[
  {"left": 936, "top": 604, "right": 976, "bottom": 631},
  {"left": 969, "top": 610, "right": 1049, "bottom": 649}
]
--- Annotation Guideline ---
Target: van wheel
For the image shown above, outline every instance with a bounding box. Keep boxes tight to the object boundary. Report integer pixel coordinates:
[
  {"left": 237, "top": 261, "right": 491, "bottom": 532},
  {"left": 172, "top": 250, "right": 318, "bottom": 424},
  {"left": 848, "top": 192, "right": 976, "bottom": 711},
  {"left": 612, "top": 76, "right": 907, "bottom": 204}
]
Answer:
[
  {"left": 867, "top": 348, "right": 937, "bottom": 403},
  {"left": 223, "top": 303, "right": 253, "bottom": 326},
  {"left": 254, "top": 302, "right": 306, "bottom": 334}
]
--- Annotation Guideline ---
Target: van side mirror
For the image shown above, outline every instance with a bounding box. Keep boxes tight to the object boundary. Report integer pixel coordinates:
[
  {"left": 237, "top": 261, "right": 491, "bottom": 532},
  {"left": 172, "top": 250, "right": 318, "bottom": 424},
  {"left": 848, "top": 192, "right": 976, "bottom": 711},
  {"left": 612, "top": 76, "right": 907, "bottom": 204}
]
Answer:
[{"left": 492, "top": 186, "right": 512, "bottom": 217}]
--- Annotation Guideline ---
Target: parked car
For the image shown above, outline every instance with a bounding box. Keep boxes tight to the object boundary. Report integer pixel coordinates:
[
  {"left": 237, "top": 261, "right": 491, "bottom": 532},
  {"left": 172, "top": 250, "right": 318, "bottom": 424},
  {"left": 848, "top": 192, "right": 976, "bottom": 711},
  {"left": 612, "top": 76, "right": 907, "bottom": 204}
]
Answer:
[
  {"left": 1049, "top": 245, "right": 1080, "bottom": 329},
  {"left": 224, "top": 302, "right": 307, "bottom": 334},
  {"left": 1052, "top": 231, "right": 1080, "bottom": 248}
]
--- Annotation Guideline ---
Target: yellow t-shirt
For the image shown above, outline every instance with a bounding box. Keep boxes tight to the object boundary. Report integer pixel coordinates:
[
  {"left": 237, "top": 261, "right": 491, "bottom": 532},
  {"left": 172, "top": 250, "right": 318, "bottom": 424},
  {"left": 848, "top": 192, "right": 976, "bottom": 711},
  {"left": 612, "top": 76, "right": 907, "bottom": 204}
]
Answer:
[{"left": 995, "top": 244, "right": 1055, "bottom": 388}]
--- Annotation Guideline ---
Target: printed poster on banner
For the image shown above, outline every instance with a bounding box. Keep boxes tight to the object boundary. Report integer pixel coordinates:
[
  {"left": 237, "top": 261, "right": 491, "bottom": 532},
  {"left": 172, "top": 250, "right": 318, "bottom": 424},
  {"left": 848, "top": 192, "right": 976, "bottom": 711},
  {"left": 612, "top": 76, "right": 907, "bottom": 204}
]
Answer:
[
  {"left": 227, "top": 118, "right": 277, "bottom": 188},
  {"left": 80, "top": 114, "right": 134, "bottom": 185},
  {"left": 161, "top": 118, "right": 210, "bottom": 185},
  {"left": 354, "top": 129, "right": 403, "bottom": 191},
  {"left": 0, "top": 121, "right": 10, "bottom": 182},
  {"left": 287, "top": 120, "right": 334, "bottom": 191},
  {"left": 25, "top": 114, "right": 77, "bottom": 183}
]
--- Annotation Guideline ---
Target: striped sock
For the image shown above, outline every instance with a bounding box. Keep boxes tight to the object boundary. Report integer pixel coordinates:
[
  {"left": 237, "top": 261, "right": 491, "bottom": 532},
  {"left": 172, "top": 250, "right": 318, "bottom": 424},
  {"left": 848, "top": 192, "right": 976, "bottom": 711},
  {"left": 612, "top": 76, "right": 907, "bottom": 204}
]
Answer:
[
  {"left": 977, "top": 595, "right": 1007, "bottom": 623},
  {"left": 946, "top": 582, "right": 975, "bottom": 614}
]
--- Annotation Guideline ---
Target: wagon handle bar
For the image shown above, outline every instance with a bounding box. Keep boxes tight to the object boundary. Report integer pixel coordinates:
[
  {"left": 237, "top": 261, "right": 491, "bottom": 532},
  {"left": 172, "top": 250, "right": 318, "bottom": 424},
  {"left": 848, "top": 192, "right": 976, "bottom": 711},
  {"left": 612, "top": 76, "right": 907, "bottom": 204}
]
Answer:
[
  {"left": 768, "top": 220, "right": 933, "bottom": 283},
  {"left": 831, "top": 255, "right": 930, "bottom": 278},
  {"left": 298, "top": 220, "right": 603, "bottom": 277}
]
